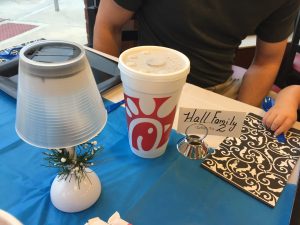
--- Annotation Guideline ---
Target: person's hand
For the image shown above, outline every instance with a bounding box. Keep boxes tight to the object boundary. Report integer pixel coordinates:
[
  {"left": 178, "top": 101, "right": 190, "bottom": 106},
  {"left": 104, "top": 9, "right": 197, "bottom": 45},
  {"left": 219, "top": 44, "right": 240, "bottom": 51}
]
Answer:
[
  {"left": 263, "top": 103, "right": 297, "bottom": 136},
  {"left": 263, "top": 86, "right": 299, "bottom": 136}
]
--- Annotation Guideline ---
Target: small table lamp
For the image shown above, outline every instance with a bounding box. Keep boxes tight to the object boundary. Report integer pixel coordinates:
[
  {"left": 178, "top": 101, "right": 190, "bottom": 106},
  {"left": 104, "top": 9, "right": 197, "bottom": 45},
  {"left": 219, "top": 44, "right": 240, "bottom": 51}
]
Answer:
[{"left": 15, "top": 40, "right": 107, "bottom": 212}]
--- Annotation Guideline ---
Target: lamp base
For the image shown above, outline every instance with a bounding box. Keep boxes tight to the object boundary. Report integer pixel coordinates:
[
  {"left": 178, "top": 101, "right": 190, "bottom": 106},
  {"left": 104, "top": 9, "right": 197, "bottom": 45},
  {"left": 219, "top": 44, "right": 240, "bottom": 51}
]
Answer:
[{"left": 50, "top": 168, "right": 101, "bottom": 213}]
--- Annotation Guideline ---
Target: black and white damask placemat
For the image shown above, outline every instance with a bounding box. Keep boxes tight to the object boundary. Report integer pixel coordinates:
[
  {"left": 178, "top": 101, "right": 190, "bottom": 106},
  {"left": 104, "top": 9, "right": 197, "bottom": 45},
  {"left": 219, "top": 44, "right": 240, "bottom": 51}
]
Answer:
[{"left": 202, "top": 113, "right": 300, "bottom": 207}]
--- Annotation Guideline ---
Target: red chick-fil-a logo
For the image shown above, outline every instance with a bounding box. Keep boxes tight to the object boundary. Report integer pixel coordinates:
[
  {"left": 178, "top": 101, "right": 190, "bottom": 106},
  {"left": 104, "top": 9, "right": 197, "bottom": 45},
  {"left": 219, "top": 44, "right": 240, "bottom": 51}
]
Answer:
[{"left": 125, "top": 94, "right": 177, "bottom": 152}]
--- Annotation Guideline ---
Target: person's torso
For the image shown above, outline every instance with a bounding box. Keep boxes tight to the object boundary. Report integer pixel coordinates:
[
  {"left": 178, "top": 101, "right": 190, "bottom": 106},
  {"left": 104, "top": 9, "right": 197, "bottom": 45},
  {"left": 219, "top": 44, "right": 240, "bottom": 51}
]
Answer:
[{"left": 136, "top": 0, "right": 288, "bottom": 87}]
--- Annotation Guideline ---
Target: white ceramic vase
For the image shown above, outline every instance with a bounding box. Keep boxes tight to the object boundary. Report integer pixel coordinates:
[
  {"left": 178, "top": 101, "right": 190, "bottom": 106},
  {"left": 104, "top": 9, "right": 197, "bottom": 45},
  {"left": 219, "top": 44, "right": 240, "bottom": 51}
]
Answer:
[{"left": 50, "top": 168, "right": 101, "bottom": 213}]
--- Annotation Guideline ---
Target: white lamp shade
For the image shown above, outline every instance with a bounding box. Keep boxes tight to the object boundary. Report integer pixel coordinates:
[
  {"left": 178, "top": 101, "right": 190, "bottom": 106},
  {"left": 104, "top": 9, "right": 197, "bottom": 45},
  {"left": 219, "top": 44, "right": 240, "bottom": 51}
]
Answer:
[{"left": 15, "top": 40, "right": 107, "bottom": 149}]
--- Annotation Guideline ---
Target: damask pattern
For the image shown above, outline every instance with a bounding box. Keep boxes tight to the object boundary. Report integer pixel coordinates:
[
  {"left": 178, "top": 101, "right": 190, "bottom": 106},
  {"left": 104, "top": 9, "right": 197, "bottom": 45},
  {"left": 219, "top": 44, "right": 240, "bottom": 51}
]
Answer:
[{"left": 202, "top": 113, "right": 300, "bottom": 207}]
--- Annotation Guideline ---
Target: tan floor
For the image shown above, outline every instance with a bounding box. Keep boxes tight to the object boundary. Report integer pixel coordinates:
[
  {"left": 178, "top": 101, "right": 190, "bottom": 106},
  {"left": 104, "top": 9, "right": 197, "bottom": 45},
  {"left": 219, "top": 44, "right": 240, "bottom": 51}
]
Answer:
[{"left": 0, "top": 0, "right": 87, "bottom": 50}]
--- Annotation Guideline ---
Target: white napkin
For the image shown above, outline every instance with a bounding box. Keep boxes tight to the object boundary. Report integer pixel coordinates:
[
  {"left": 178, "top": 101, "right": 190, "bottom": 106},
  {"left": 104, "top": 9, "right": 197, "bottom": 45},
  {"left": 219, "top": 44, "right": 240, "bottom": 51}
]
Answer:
[
  {"left": 85, "top": 217, "right": 108, "bottom": 225},
  {"left": 108, "top": 212, "right": 131, "bottom": 225},
  {"left": 85, "top": 212, "right": 131, "bottom": 225}
]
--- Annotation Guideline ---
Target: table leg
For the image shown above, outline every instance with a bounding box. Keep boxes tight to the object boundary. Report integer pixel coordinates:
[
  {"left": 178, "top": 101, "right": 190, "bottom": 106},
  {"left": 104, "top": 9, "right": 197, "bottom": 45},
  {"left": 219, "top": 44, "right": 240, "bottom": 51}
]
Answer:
[{"left": 54, "top": 0, "right": 59, "bottom": 11}]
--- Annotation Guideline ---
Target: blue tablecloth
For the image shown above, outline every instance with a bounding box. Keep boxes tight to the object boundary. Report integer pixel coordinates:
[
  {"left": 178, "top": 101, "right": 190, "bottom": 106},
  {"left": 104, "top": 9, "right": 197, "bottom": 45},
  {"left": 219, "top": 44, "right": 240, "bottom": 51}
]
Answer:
[{"left": 0, "top": 91, "right": 297, "bottom": 225}]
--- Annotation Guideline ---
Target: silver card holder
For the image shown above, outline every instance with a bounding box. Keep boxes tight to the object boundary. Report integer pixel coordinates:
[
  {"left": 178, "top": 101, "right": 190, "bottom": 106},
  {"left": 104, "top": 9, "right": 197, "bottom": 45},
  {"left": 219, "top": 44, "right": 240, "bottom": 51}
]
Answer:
[{"left": 177, "top": 123, "right": 209, "bottom": 160}]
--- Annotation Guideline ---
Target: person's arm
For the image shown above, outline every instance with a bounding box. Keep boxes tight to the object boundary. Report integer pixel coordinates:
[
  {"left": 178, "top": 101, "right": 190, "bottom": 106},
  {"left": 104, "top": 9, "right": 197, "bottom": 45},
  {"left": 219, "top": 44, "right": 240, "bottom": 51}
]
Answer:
[
  {"left": 263, "top": 85, "right": 300, "bottom": 135},
  {"left": 93, "top": 0, "right": 135, "bottom": 56},
  {"left": 237, "top": 38, "right": 287, "bottom": 107}
]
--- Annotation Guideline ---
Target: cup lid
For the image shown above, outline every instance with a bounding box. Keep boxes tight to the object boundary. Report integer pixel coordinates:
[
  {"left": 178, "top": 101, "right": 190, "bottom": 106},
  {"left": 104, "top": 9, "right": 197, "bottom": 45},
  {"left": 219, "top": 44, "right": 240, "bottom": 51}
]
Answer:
[{"left": 118, "top": 46, "right": 190, "bottom": 82}]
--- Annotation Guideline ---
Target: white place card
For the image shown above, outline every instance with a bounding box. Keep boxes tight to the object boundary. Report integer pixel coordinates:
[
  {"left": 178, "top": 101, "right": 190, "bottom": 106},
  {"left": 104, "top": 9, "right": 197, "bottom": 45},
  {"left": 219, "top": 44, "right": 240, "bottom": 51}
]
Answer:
[{"left": 177, "top": 108, "right": 247, "bottom": 137}]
